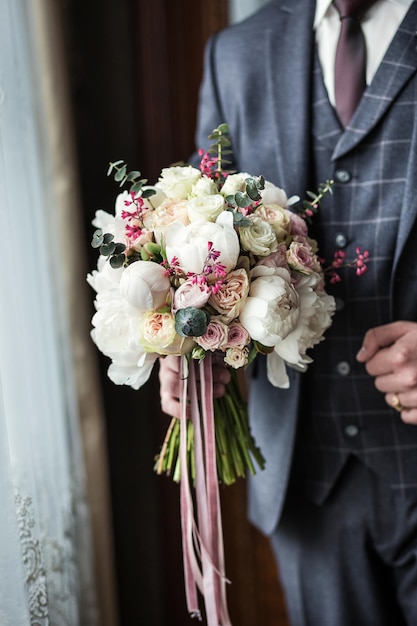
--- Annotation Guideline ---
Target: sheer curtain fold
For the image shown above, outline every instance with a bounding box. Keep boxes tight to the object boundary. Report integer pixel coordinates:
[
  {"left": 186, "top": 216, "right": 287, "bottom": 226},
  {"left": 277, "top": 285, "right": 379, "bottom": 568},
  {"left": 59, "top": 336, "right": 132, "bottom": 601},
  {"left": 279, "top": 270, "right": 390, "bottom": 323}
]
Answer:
[{"left": 0, "top": 0, "right": 117, "bottom": 624}]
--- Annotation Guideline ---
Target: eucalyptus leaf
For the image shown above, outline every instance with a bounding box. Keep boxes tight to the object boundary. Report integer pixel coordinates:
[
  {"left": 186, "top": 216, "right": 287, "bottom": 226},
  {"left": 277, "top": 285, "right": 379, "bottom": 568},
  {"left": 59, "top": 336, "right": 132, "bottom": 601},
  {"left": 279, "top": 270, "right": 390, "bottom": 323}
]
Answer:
[
  {"left": 235, "top": 191, "right": 252, "bottom": 208},
  {"left": 102, "top": 232, "right": 114, "bottom": 243},
  {"left": 232, "top": 212, "right": 251, "bottom": 227},
  {"left": 175, "top": 307, "right": 210, "bottom": 337},
  {"left": 91, "top": 229, "right": 103, "bottom": 248},
  {"left": 107, "top": 160, "right": 124, "bottom": 176},
  {"left": 141, "top": 188, "right": 157, "bottom": 199},
  {"left": 110, "top": 254, "right": 125, "bottom": 269},
  {"left": 114, "top": 165, "right": 127, "bottom": 182},
  {"left": 125, "top": 170, "right": 141, "bottom": 182},
  {"left": 100, "top": 242, "right": 116, "bottom": 256}
]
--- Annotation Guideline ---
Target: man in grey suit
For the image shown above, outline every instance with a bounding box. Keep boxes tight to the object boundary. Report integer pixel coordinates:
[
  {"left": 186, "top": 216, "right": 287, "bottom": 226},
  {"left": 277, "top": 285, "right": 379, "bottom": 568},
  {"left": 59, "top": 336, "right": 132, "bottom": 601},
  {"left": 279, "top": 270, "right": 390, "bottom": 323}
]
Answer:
[{"left": 160, "top": 1, "right": 417, "bottom": 623}]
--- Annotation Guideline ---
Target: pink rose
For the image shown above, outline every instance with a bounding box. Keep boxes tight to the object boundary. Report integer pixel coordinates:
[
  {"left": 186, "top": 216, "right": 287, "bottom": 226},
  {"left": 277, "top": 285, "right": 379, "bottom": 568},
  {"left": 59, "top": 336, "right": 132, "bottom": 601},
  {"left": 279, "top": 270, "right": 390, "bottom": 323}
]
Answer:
[
  {"left": 224, "top": 322, "right": 250, "bottom": 349},
  {"left": 255, "top": 244, "right": 289, "bottom": 272},
  {"left": 289, "top": 212, "right": 308, "bottom": 237},
  {"left": 172, "top": 278, "right": 211, "bottom": 313},
  {"left": 286, "top": 238, "right": 321, "bottom": 275},
  {"left": 209, "top": 268, "right": 249, "bottom": 321},
  {"left": 194, "top": 318, "right": 228, "bottom": 351}
]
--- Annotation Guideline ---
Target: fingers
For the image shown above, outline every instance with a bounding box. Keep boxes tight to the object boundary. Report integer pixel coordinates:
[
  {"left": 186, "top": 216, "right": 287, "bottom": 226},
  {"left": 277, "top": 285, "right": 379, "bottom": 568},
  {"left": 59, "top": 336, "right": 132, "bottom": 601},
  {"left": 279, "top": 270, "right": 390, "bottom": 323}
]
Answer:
[
  {"left": 356, "top": 321, "right": 415, "bottom": 362},
  {"left": 158, "top": 356, "right": 232, "bottom": 417},
  {"left": 385, "top": 392, "right": 417, "bottom": 425}
]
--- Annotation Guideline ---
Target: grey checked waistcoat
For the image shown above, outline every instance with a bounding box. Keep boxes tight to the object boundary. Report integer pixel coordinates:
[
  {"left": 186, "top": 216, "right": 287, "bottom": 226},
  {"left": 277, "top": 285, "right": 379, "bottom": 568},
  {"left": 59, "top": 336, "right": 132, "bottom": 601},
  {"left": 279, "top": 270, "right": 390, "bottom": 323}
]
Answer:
[
  {"left": 293, "top": 44, "right": 417, "bottom": 505},
  {"left": 194, "top": 0, "right": 417, "bottom": 534}
]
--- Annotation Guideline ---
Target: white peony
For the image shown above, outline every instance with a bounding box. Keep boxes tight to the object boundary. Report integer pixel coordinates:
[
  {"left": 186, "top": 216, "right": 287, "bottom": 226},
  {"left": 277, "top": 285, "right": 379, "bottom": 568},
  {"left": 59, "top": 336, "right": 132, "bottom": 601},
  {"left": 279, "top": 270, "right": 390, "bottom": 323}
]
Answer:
[
  {"left": 239, "top": 268, "right": 299, "bottom": 348},
  {"left": 156, "top": 165, "right": 202, "bottom": 199},
  {"left": 90, "top": 287, "right": 158, "bottom": 390},
  {"left": 261, "top": 180, "right": 299, "bottom": 208},
  {"left": 266, "top": 271, "right": 336, "bottom": 388},
  {"left": 119, "top": 260, "right": 170, "bottom": 310},
  {"left": 165, "top": 210, "right": 240, "bottom": 278}
]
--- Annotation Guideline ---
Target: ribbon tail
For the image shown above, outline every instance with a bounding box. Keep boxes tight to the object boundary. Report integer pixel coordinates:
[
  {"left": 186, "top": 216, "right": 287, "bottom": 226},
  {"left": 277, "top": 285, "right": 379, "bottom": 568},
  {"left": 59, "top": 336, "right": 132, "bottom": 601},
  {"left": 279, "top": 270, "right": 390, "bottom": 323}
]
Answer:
[
  {"left": 180, "top": 356, "right": 202, "bottom": 619},
  {"left": 200, "top": 356, "right": 232, "bottom": 626}
]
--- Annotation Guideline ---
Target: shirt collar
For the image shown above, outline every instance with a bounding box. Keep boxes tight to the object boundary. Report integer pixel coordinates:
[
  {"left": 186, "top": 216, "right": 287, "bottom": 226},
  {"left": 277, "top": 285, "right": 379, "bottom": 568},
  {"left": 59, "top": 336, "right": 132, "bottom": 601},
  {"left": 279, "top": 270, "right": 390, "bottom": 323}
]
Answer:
[{"left": 314, "top": 0, "right": 415, "bottom": 29}]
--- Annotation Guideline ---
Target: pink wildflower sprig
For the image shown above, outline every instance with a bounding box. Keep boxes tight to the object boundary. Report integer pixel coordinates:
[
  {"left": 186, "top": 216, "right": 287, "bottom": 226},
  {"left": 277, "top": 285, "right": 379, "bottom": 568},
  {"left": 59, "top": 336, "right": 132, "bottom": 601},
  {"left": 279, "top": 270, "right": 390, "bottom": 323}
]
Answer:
[
  {"left": 297, "top": 179, "right": 334, "bottom": 221},
  {"left": 163, "top": 243, "right": 227, "bottom": 295},
  {"left": 326, "top": 246, "right": 370, "bottom": 284}
]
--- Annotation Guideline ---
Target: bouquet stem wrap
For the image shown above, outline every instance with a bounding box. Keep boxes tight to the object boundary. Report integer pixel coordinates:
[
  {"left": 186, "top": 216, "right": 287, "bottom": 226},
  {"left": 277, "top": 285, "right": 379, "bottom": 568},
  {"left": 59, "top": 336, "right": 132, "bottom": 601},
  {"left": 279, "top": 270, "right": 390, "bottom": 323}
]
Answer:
[{"left": 180, "top": 354, "right": 231, "bottom": 625}]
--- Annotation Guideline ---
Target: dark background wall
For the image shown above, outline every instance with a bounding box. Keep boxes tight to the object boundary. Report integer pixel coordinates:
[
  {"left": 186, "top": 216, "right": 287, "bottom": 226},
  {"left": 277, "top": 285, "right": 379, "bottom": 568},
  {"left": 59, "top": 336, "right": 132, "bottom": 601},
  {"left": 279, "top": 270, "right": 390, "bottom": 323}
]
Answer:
[{"left": 62, "top": 1, "right": 289, "bottom": 624}]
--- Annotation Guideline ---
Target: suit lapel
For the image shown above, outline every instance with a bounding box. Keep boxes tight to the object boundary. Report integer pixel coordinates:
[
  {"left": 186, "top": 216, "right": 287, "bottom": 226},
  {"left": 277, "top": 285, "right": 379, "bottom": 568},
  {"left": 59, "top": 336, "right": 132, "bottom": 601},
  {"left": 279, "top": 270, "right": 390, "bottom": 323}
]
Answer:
[
  {"left": 333, "top": 1, "right": 417, "bottom": 159},
  {"left": 264, "top": 0, "right": 316, "bottom": 195}
]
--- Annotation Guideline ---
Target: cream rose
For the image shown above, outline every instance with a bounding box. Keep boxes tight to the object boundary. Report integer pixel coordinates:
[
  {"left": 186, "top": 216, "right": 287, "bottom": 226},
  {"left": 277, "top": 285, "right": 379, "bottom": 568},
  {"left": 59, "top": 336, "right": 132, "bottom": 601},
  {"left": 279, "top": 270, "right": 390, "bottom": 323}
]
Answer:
[
  {"left": 256, "top": 204, "right": 292, "bottom": 241},
  {"left": 139, "top": 311, "right": 194, "bottom": 355},
  {"left": 209, "top": 268, "right": 249, "bottom": 321},
  {"left": 224, "top": 347, "right": 249, "bottom": 369},
  {"left": 150, "top": 198, "right": 190, "bottom": 245},
  {"left": 239, "top": 215, "right": 278, "bottom": 257}
]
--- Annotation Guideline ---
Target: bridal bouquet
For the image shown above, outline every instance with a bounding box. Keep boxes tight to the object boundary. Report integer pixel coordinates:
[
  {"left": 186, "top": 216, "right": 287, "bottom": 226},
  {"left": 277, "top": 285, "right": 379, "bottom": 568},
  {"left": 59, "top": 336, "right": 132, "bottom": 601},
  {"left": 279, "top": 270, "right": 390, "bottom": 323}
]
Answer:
[{"left": 87, "top": 124, "right": 337, "bottom": 625}]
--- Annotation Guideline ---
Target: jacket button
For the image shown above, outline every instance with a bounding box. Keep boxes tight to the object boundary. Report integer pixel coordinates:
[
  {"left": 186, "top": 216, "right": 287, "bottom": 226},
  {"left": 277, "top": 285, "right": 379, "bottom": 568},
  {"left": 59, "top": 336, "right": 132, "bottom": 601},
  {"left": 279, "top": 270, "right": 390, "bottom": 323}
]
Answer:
[
  {"left": 344, "top": 424, "right": 359, "bottom": 437},
  {"left": 336, "top": 361, "right": 351, "bottom": 376},
  {"left": 335, "top": 232, "right": 348, "bottom": 248},
  {"left": 334, "top": 169, "right": 351, "bottom": 183}
]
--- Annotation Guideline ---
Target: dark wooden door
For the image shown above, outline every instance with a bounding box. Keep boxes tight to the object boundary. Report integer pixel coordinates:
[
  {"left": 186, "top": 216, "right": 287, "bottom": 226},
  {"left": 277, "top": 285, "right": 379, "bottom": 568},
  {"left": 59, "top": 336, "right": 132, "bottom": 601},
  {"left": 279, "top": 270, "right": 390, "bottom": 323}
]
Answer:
[{"left": 64, "top": 0, "right": 289, "bottom": 623}]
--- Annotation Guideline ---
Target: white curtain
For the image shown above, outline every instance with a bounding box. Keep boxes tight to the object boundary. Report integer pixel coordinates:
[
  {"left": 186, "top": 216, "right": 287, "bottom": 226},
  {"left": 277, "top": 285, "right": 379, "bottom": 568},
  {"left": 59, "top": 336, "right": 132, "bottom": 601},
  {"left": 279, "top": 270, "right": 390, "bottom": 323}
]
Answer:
[{"left": 0, "top": 0, "right": 112, "bottom": 623}]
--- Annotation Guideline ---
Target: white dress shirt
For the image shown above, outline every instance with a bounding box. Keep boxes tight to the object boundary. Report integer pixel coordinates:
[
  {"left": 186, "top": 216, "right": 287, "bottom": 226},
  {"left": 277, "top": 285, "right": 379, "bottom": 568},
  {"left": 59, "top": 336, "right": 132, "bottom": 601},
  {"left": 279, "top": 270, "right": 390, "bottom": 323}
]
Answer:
[{"left": 314, "top": 0, "right": 414, "bottom": 105}]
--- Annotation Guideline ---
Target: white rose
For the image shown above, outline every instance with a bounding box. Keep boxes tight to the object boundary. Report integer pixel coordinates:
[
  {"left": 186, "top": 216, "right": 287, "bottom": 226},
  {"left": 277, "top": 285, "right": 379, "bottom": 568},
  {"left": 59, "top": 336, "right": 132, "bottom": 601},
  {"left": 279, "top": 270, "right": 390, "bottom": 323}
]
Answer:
[
  {"left": 186, "top": 194, "right": 226, "bottom": 223},
  {"left": 119, "top": 260, "right": 170, "bottom": 310},
  {"left": 220, "top": 172, "right": 252, "bottom": 197},
  {"left": 156, "top": 165, "right": 202, "bottom": 199},
  {"left": 239, "top": 269, "right": 299, "bottom": 347},
  {"left": 165, "top": 210, "right": 240, "bottom": 278},
  {"left": 239, "top": 215, "right": 278, "bottom": 257},
  {"left": 190, "top": 176, "right": 219, "bottom": 197}
]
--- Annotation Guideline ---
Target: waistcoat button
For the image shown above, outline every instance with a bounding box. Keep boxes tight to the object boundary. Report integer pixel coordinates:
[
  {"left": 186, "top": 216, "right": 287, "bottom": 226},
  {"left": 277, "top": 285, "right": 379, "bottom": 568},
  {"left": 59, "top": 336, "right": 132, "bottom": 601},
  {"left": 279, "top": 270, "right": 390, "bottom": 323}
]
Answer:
[
  {"left": 344, "top": 424, "right": 359, "bottom": 437},
  {"left": 335, "top": 232, "right": 348, "bottom": 248},
  {"left": 335, "top": 297, "right": 345, "bottom": 311},
  {"left": 334, "top": 169, "right": 351, "bottom": 183},
  {"left": 336, "top": 361, "right": 351, "bottom": 376}
]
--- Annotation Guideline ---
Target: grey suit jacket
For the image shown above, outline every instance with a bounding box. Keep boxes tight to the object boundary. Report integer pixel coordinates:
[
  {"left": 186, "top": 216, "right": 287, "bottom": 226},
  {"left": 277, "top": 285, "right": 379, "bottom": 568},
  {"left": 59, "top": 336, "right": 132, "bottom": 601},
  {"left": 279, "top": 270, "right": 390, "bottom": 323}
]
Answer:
[{"left": 194, "top": 0, "right": 417, "bottom": 535}]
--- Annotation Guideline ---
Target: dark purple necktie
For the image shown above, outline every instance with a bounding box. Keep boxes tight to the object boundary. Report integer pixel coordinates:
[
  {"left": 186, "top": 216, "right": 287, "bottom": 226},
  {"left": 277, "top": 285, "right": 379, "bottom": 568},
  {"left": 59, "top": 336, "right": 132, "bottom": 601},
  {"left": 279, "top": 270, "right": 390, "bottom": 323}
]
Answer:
[{"left": 333, "top": 0, "right": 377, "bottom": 126}]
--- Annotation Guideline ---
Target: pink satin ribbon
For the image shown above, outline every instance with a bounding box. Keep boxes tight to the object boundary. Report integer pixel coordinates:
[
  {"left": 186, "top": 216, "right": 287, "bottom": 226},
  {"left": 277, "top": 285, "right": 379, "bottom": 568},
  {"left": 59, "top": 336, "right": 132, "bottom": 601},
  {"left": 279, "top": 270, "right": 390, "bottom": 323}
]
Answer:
[{"left": 180, "top": 355, "right": 231, "bottom": 626}]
